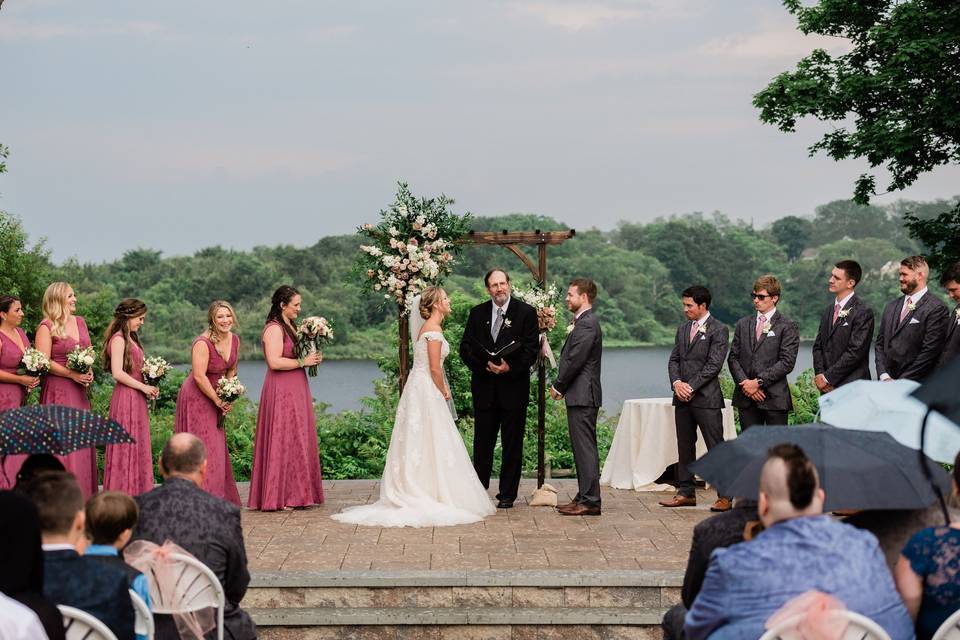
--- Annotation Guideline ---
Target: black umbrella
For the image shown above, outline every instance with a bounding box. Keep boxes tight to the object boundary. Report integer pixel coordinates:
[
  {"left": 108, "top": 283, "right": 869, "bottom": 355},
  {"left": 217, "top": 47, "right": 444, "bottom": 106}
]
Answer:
[
  {"left": 0, "top": 405, "right": 135, "bottom": 456},
  {"left": 688, "top": 424, "right": 952, "bottom": 511},
  {"left": 911, "top": 356, "right": 960, "bottom": 427}
]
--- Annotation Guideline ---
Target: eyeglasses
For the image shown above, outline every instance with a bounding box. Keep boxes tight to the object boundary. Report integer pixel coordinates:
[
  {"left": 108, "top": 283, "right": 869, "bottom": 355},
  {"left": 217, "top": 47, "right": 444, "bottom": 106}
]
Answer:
[{"left": 750, "top": 293, "right": 771, "bottom": 300}]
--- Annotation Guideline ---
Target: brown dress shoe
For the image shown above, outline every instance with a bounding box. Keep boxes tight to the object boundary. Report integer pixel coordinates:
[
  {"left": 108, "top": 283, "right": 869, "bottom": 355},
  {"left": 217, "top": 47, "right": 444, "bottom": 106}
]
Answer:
[
  {"left": 556, "top": 500, "right": 579, "bottom": 512},
  {"left": 658, "top": 495, "right": 696, "bottom": 508},
  {"left": 710, "top": 498, "right": 732, "bottom": 512},
  {"left": 559, "top": 503, "right": 601, "bottom": 516}
]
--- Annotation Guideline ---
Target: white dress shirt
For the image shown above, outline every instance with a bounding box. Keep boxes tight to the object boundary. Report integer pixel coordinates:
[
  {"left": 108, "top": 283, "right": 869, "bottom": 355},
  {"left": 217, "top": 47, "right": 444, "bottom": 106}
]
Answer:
[
  {"left": 491, "top": 296, "right": 511, "bottom": 327},
  {"left": 0, "top": 592, "right": 49, "bottom": 640}
]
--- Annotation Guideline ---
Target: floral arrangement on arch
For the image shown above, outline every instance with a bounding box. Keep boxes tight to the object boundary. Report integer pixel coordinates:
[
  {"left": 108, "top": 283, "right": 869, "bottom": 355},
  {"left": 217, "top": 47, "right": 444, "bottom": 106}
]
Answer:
[
  {"left": 357, "top": 182, "right": 473, "bottom": 313},
  {"left": 511, "top": 282, "right": 561, "bottom": 368}
]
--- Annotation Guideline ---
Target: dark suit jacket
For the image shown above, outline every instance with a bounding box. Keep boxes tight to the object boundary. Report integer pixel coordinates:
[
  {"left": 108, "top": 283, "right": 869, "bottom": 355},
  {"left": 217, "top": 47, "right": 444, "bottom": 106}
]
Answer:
[
  {"left": 875, "top": 292, "right": 949, "bottom": 381},
  {"left": 681, "top": 500, "right": 759, "bottom": 608},
  {"left": 459, "top": 297, "right": 540, "bottom": 410},
  {"left": 939, "top": 304, "right": 960, "bottom": 369},
  {"left": 728, "top": 310, "right": 800, "bottom": 411},
  {"left": 811, "top": 294, "right": 875, "bottom": 388},
  {"left": 668, "top": 316, "right": 729, "bottom": 409},
  {"left": 43, "top": 549, "right": 135, "bottom": 640},
  {"left": 554, "top": 308, "right": 602, "bottom": 407},
  {"left": 132, "top": 477, "right": 255, "bottom": 640}
]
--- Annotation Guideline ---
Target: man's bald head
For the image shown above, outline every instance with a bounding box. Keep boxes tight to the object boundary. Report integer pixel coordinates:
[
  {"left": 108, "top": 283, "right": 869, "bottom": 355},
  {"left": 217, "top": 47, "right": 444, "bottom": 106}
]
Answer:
[
  {"left": 159, "top": 433, "right": 206, "bottom": 477},
  {"left": 758, "top": 444, "right": 824, "bottom": 527}
]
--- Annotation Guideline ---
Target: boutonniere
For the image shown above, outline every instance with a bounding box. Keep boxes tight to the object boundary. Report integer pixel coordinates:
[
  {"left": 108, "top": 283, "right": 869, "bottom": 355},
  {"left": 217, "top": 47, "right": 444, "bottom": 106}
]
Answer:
[
  {"left": 697, "top": 323, "right": 707, "bottom": 334},
  {"left": 954, "top": 307, "right": 960, "bottom": 324},
  {"left": 907, "top": 301, "right": 917, "bottom": 312},
  {"left": 566, "top": 322, "right": 575, "bottom": 335},
  {"left": 837, "top": 308, "right": 850, "bottom": 320},
  {"left": 762, "top": 321, "right": 773, "bottom": 334},
  {"left": 503, "top": 318, "right": 512, "bottom": 328}
]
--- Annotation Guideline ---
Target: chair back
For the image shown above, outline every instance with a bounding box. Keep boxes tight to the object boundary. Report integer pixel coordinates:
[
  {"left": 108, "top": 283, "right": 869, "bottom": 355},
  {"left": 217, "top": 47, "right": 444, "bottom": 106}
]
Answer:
[
  {"left": 146, "top": 552, "right": 225, "bottom": 640},
  {"left": 932, "top": 608, "right": 960, "bottom": 640},
  {"left": 759, "top": 610, "right": 893, "bottom": 640},
  {"left": 129, "top": 589, "right": 154, "bottom": 640},
  {"left": 59, "top": 604, "right": 120, "bottom": 640}
]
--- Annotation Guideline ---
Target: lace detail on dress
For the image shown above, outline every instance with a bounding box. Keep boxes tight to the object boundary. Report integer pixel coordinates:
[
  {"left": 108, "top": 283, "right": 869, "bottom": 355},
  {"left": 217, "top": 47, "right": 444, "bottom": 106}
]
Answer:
[{"left": 904, "top": 526, "right": 960, "bottom": 609}]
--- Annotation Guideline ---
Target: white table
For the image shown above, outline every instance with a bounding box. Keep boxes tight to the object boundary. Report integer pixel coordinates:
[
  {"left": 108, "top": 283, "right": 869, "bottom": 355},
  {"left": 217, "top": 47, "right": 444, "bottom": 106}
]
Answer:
[{"left": 600, "top": 397, "right": 736, "bottom": 491}]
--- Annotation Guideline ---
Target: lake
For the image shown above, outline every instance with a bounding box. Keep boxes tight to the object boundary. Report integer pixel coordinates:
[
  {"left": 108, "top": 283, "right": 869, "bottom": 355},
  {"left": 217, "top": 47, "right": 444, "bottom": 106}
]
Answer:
[{"left": 235, "top": 344, "right": 846, "bottom": 415}]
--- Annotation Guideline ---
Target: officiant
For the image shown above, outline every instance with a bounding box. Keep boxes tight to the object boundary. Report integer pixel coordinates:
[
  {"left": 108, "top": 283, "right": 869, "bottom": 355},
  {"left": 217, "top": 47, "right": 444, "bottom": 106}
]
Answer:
[{"left": 459, "top": 268, "right": 540, "bottom": 509}]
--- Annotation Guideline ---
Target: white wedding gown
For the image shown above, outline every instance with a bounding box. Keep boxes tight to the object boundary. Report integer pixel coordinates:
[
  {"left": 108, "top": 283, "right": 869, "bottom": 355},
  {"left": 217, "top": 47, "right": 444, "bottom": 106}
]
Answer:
[{"left": 331, "top": 330, "right": 496, "bottom": 527}]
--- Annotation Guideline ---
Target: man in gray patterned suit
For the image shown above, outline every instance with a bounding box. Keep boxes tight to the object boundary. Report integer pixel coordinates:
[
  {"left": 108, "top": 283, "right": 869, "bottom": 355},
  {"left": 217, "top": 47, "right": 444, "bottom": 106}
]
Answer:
[
  {"left": 938, "top": 262, "right": 960, "bottom": 369},
  {"left": 660, "top": 285, "right": 731, "bottom": 512},
  {"left": 550, "top": 278, "right": 603, "bottom": 517}
]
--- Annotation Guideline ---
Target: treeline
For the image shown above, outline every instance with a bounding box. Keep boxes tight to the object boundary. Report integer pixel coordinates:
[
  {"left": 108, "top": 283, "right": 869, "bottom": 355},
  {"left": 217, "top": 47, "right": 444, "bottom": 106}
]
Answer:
[{"left": 3, "top": 196, "right": 957, "bottom": 364}]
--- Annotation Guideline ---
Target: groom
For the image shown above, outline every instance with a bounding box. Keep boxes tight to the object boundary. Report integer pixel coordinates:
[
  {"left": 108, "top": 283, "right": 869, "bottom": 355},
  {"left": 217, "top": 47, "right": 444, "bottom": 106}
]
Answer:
[{"left": 459, "top": 269, "right": 540, "bottom": 508}]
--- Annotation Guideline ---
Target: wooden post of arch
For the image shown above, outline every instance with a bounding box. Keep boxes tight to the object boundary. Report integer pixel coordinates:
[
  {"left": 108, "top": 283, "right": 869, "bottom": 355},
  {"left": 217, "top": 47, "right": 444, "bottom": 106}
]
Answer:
[{"left": 463, "top": 229, "right": 575, "bottom": 488}]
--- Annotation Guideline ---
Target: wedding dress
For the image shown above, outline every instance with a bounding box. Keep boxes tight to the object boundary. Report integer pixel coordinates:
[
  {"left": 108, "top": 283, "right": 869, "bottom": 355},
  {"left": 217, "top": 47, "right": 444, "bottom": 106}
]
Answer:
[{"left": 331, "top": 327, "right": 496, "bottom": 527}]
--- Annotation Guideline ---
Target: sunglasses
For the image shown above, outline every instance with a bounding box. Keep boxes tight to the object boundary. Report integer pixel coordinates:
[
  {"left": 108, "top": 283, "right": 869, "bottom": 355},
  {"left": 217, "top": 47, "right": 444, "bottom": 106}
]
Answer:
[{"left": 750, "top": 292, "right": 772, "bottom": 300}]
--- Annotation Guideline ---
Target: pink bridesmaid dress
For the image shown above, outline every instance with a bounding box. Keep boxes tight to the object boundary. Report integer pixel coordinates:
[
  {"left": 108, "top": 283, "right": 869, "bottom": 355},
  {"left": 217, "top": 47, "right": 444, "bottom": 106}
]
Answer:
[
  {"left": 174, "top": 334, "right": 241, "bottom": 506},
  {"left": 38, "top": 317, "right": 99, "bottom": 498},
  {"left": 0, "top": 328, "right": 30, "bottom": 488},
  {"left": 247, "top": 322, "right": 324, "bottom": 510},
  {"left": 102, "top": 333, "right": 154, "bottom": 495}
]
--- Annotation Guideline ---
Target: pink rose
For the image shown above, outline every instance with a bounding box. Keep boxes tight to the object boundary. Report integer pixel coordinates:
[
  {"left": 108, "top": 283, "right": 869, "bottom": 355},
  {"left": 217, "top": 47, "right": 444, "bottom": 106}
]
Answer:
[{"left": 409, "top": 238, "right": 418, "bottom": 246}]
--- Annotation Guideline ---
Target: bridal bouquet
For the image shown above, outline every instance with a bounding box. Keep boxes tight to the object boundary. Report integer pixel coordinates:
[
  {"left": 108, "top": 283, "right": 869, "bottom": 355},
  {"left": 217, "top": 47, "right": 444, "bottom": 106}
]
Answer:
[
  {"left": 296, "top": 316, "right": 334, "bottom": 377},
  {"left": 66, "top": 345, "right": 96, "bottom": 374},
  {"left": 18, "top": 348, "right": 51, "bottom": 377},
  {"left": 512, "top": 283, "right": 561, "bottom": 368},
  {"left": 142, "top": 356, "right": 170, "bottom": 411},
  {"left": 216, "top": 376, "right": 246, "bottom": 429}
]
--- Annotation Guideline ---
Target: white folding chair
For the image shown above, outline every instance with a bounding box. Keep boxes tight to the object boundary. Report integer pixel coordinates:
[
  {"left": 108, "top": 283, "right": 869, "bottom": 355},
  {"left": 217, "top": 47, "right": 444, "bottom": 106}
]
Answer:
[
  {"left": 58, "top": 605, "right": 119, "bottom": 640},
  {"left": 129, "top": 589, "right": 154, "bottom": 640},
  {"left": 932, "top": 607, "right": 960, "bottom": 640},
  {"left": 145, "top": 552, "right": 225, "bottom": 640},
  {"left": 759, "top": 610, "right": 893, "bottom": 640}
]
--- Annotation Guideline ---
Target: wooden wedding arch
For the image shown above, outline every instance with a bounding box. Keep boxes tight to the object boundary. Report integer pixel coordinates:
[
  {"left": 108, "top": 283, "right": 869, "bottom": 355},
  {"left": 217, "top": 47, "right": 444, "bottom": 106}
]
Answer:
[{"left": 396, "top": 229, "right": 575, "bottom": 488}]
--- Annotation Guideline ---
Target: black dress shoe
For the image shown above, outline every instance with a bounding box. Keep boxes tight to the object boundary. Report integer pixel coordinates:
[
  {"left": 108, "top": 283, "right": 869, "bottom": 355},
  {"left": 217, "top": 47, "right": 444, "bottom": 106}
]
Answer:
[{"left": 496, "top": 500, "right": 514, "bottom": 509}]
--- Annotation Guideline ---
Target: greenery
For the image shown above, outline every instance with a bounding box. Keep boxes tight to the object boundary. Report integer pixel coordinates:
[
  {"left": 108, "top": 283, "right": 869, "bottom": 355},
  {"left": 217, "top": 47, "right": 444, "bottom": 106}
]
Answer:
[{"left": 755, "top": 0, "right": 960, "bottom": 204}]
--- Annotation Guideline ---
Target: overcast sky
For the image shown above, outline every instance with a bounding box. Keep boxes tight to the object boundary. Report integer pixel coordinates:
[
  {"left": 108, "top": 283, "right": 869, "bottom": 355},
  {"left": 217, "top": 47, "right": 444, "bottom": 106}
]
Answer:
[{"left": 2, "top": 0, "right": 958, "bottom": 263}]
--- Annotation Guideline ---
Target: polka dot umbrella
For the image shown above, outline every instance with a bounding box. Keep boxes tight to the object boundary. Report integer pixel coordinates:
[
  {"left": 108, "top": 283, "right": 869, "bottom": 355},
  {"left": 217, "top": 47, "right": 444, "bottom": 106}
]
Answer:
[{"left": 0, "top": 404, "right": 135, "bottom": 455}]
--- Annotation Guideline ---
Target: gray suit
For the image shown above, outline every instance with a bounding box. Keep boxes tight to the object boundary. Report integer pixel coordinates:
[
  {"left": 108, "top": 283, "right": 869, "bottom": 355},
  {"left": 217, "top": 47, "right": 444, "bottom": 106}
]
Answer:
[
  {"left": 668, "top": 316, "right": 729, "bottom": 497},
  {"left": 728, "top": 310, "right": 800, "bottom": 429},
  {"left": 811, "top": 294, "right": 874, "bottom": 388},
  {"left": 875, "top": 292, "right": 949, "bottom": 381},
  {"left": 938, "top": 303, "right": 960, "bottom": 369},
  {"left": 553, "top": 308, "right": 603, "bottom": 508}
]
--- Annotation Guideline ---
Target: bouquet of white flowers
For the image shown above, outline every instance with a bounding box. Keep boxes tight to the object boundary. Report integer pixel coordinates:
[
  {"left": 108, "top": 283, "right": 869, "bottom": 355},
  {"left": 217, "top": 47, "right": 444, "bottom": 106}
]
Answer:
[
  {"left": 141, "top": 356, "right": 170, "bottom": 387},
  {"left": 66, "top": 345, "right": 96, "bottom": 374},
  {"left": 216, "top": 376, "right": 246, "bottom": 429},
  {"left": 295, "top": 316, "right": 334, "bottom": 377},
  {"left": 512, "top": 283, "right": 561, "bottom": 369},
  {"left": 17, "top": 348, "right": 51, "bottom": 377}
]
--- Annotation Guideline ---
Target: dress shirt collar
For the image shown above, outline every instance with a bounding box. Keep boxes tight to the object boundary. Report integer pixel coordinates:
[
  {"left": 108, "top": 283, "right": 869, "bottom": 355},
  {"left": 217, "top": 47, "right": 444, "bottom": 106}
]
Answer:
[
  {"left": 835, "top": 292, "right": 855, "bottom": 308},
  {"left": 84, "top": 544, "right": 120, "bottom": 557},
  {"left": 756, "top": 307, "right": 777, "bottom": 323},
  {"left": 575, "top": 306, "right": 591, "bottom": 321},
  {"left": 491, "top": 296, "right": 511, "bottom": 321},
  {"left": 906, "top": 287, "right": 928, "bottom": 303},
  {"left": 42, "top": 543, "right": 76, "bottom": 552},
  {"left": 694, "top": 311, "right": 711, "bottom": 327}
]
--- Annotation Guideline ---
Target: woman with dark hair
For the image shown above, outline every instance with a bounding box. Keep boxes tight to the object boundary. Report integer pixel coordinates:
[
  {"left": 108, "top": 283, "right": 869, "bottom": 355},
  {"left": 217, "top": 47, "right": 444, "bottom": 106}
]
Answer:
[
  {"left": 0, "top": 490, "right": 66, "bottom": 640},
  {"left": 247, "top": 286, "right": 324, "bottom": 511},
  {"left": 895, "top": 451, "right": 960, "bottom": 639},
  {"left": 36, "top": 282, "right": 98, "bottom": 498},
  {"left": 102, "top": 299, "right": 158, "bottom": 495},
  {"left": 174, "top": 300, "right": 242, "bottom": 505},
  {"left": 0, "top": 296, "right": 39, "bottom": 488}
]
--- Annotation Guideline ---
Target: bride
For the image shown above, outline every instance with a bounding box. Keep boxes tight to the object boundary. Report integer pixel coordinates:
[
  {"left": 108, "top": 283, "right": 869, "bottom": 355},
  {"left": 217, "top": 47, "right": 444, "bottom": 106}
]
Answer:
[{"left": 331, "top": 286, "right": 496, "bottom": 527}]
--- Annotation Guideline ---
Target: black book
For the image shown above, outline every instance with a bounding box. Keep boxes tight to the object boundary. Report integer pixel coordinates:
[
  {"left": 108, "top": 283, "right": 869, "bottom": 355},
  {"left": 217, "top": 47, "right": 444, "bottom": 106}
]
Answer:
[{"left": 470, "top": 336, "right": 522, "bottom": 363}]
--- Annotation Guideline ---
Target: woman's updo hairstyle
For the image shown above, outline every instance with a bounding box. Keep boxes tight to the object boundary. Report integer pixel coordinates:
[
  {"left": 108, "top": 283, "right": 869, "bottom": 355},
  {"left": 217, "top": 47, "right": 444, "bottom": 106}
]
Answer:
[
  {"left": 266, "top": 285, "right": 300, "bottom": 343},
  {"left": 418, "top": 287, "right": 445, "bottom": 320}
]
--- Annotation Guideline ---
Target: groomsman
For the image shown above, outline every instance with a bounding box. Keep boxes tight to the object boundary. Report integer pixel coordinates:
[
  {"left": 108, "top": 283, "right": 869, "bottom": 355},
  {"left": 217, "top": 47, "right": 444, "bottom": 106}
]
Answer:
[
  {"left": 550, "top": 278, "right": 603, "bottom": 516},
  {"left": 728, "top": 275, "right": 800, "bottom": 429},
  {"left": 875, "top": 255, "right": 949, "bottom": 382},
  {"left": 660, "top": 286, "right": 730, "bottom": 511},
  {"left": 812, "top": 260, "right": 875, "bottom": 394},
  {"left": 938, "top": 262, "right": 960, "bottom": 368}
]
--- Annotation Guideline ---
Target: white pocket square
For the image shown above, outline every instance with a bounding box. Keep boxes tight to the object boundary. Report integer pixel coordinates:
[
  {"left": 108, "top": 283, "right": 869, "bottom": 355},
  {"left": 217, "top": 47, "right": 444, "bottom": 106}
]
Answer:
[
  {"left": 909, "top": 317, "right": 921, "bottom": 324},
  {"left": 842, "top": 322, "right": 849, "bottom": 326},
  {"left": 700, "top": 335, "right": 706, "bottom": 340},
  {"left": 767, "top": 331, "right": 776, "bottom": 337}
]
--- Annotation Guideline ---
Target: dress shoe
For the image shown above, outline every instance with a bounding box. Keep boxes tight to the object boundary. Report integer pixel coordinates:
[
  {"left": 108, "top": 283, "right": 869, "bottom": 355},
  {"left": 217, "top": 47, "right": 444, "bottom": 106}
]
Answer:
[
  {"left": 710, "top": 497, "right": 732, "bottom": 512},
  {"left": 556, "top": 500, "right": 579, "bottom": 512},
  {"left": 658, "top": 495, "right": 696, "bottom": 508},
  {"left": 496, "top": 500, "right": 514, "bottom": 509},
  {"left": 559, "top": 503, "right": 601, "bottom": 516}
]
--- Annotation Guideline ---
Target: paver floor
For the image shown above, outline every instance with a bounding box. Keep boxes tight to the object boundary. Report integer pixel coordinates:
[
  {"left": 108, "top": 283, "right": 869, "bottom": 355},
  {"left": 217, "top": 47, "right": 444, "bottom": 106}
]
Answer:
[{"left": 239, "top": 480, "right": 720, "bottom": 573}]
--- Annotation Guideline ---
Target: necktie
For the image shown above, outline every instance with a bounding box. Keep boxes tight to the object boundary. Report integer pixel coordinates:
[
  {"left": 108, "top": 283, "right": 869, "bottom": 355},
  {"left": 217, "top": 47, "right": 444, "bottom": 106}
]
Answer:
[
  {"left": 492, "top": 307, "right": 504, "bottom": 341},
  {"left": 689, "top": 321, "right": 699, "bottom": 343},
  {"left": 898, "top": 296, "right": 913, "bottom": 325},
  {"left": 755, "top": 315, "right": 764, "bottom": 341},
  {"left": 832, "top": 303, "right": 840, "bottom": 325}
]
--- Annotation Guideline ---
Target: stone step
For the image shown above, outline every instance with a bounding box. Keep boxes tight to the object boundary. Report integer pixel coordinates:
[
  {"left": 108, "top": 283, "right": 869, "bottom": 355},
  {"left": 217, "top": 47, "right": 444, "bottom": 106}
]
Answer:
[{"left": 249, "top": 606, "right": 667, "bottom": 626}]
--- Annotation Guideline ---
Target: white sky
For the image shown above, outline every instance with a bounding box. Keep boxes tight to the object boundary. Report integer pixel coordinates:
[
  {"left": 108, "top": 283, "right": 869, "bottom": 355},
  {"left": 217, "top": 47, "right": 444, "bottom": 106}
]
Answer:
[{"left": 2, "top": 0, "right": 958, "bottom": 262}]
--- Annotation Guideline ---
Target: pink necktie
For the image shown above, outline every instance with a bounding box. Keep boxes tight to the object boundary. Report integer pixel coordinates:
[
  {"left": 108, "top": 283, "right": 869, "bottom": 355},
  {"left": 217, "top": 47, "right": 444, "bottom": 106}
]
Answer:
[
  {"left": 899, "top": 296, "right": 913, "bottom": 324},
  {"left": 689, "top": 322, "right": 699, "bottom": 342},
  {"left": 755, "top": 315, "right": 764, "bottom": 341},
  {"left": 832, "top": 303, "right": 840, "bottom": 325}
]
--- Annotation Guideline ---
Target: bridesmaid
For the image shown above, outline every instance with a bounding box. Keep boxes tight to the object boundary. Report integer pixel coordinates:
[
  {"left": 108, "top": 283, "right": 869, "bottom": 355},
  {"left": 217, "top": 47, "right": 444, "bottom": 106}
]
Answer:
[
  {"left": 36, "top": 282, "right": 98, "bottom": 498},
  {"left": 174, "top": 300, "right": 242, "bottom": 505},
  {"left": 0, "top": 295, "right": 40, "bottom": 487},
  {"left": 247, "top": 285, "right": 324, "bottom": 511},
  {"left": 102, "top": 299, "right": 158, "bottom": 495}
]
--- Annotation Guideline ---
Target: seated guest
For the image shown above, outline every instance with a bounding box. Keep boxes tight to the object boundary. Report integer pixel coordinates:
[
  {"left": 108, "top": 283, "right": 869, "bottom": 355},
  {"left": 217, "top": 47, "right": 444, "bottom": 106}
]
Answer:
[
  {"left": 685, "top": 444, "right": 913, "bottom": 640},
  {"left": 13, "top": 454, "right": 65, "bottom": 490},
  {"left": 0, "top": 491, "right": 65, "bottom": 640},
  {"left": 132, "top": 434, "right": 256, "bottom": 640},
  {"left": 0, "top": 591, "right": 48, "bottom": 640},
  {"left": 85, "top": 491, "right": 152, "bottom": 640},
  {"left": 662, "top": 498, "right": 759, "bottom": 640},
  {"left": 895, "top": 451, "right": 960, "bottom": 640},
  {"left": 20, "top": 471, "right": 134, "bottom": 640}
]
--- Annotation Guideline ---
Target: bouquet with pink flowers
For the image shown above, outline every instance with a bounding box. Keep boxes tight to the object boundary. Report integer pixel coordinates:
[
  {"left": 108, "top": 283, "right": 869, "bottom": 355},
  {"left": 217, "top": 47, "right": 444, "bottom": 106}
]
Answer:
[{"left": 295, "top": 316, "right": 334, "bottom": 376}]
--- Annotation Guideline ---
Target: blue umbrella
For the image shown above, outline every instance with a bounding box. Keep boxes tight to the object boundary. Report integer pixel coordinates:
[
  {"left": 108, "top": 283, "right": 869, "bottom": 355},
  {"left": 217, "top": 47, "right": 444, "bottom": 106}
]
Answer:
[{"left": 0, "top": 405, "right": 135, "bottom": 455}]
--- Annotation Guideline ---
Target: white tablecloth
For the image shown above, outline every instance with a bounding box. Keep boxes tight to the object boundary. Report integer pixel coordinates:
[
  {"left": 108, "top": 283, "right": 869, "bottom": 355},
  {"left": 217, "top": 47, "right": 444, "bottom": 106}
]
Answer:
[{"left": 600, "top": 397, "right": 737, "bottom": 491}]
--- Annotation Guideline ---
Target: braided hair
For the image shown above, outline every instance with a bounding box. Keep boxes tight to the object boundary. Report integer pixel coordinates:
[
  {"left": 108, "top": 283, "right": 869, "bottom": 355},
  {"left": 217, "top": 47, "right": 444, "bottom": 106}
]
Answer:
[
  {"left": 101, "top": 298, "right": 146, "bottom": 374},
  {"left": 265, "top": 286, "right": 299, "bottom": 344}
]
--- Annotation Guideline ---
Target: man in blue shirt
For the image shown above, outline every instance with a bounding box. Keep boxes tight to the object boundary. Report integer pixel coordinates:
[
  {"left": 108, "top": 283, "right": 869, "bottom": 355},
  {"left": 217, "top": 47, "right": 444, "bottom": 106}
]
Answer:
[{"left": 685, "top": 444, "right": 914, "bottom": 640}]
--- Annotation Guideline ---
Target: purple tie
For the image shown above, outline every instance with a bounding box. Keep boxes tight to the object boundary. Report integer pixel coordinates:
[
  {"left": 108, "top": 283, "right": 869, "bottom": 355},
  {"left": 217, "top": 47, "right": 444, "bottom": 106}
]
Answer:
[{"left": 898, "top": 297, "right": 913, "bottom": 325}]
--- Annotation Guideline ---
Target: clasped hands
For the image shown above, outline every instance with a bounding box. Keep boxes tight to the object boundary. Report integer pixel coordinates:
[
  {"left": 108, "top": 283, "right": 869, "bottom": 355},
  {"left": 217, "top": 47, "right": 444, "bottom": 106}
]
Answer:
[
  {"left": 672, "top": 380, "right": 694, "bottom": 402},
  {"left": 738, "top": 378, "right": 765, "bottom": 402},
  {"left": 485, "top": 360, "right": 510, "bottom": 375},
  {"left": 813, "top": 373, "right": 834, "bottom": 394}
]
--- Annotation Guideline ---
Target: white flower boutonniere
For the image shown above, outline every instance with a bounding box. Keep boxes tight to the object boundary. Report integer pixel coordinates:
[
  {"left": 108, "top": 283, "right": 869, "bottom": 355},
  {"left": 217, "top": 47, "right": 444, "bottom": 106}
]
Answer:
[
  {"left": 762, "top": 321, "right": 773, "bottom": 334},
  {"left": 837, "top": 308, "right": 850, "bottom": 320},
  {"left": 697, "top": 323, "right": 707, "bottom": 334},
  {"left": 503, "top": 318, "right": 512, "bottom": 328},
  {"left": 566, "top": 322, "right": 575, "bottom": 335},
  {"left": 955, "top": 307, "right": 960, "bottom": 325},
  {"left": 908, "top": 302, "right": 917, "bottom": 312}
]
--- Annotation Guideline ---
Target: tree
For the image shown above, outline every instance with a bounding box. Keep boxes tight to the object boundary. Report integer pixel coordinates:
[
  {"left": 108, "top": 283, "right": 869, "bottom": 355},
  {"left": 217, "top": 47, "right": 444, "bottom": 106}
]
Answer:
[
  {"left": 903, "top": 203, "right": 960, "bottom": 276},
  {"left": 769, "top": 215, "right": 813, "bottom": 261},
  {"left": 0, "top": 211, "right": 52, "bottom": 330},
  {"left": 754, "top": 1, "right": 960, "bottom": 204},
  {"left": 0, "top": 144, "right": 8, "bottom": 175}
]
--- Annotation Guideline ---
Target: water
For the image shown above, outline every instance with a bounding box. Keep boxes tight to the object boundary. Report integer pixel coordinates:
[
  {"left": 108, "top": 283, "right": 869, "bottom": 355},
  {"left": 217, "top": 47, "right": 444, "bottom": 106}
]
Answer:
[{"left": 235, "top": 344, "right": 834, "bottom": 414}]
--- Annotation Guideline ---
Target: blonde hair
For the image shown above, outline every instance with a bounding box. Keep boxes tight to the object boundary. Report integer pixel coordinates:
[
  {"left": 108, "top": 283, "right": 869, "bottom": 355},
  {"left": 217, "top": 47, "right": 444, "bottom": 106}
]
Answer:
[
  {"left": 206, "top": 300, "right": 238, "bottom": 343},
  {"left": 42, "top": 282, "right": 73, "bottom": 338},
  {"left": 418, "top": 287, "right": 446, "bottom": 320}
]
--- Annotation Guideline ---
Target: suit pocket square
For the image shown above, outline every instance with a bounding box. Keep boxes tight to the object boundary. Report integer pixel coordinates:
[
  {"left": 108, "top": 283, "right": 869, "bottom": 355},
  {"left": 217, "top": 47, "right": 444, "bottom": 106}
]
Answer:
[
  {"left": 767, "top": 331, "right": 776, "bottom": 337},
  {"left": 842, "top": 322, "right": 849, "bottom": 326},
  {"left": 909, "top": 317, "right": 921, "bottom": 324},
  {"left": 700, "top": 335, "right": 706, "bottom": 340}
]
